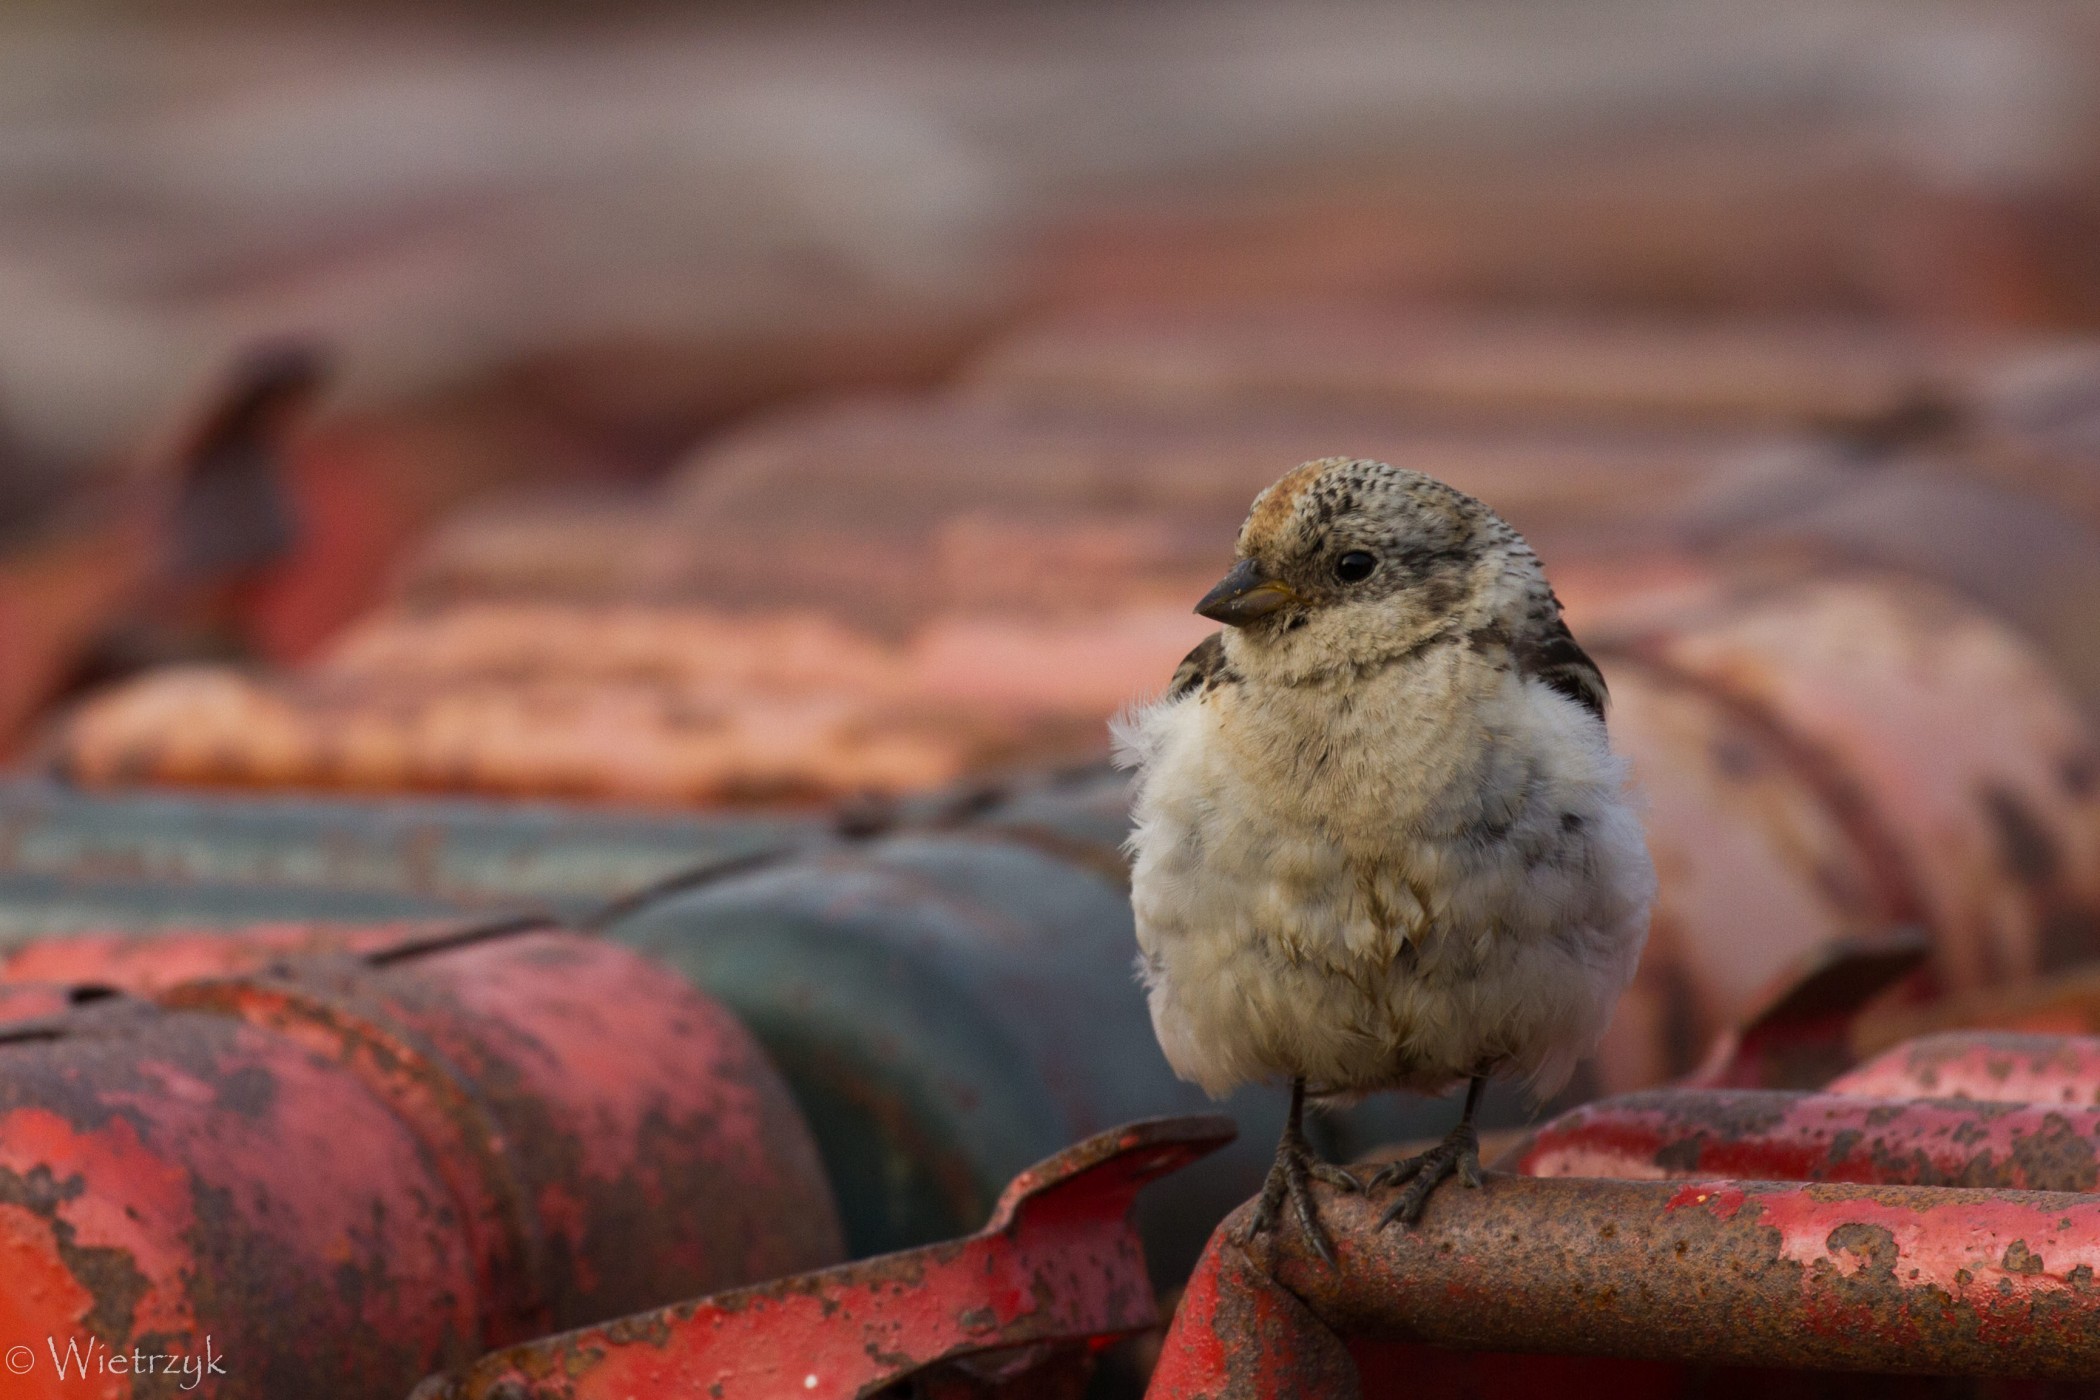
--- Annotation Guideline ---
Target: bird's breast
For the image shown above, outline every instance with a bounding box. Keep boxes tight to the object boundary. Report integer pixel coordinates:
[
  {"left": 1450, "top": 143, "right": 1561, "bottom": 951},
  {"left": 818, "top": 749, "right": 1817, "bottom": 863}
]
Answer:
[{"left": 1215, "top": 651, "right": 1507, "bottom": 846}]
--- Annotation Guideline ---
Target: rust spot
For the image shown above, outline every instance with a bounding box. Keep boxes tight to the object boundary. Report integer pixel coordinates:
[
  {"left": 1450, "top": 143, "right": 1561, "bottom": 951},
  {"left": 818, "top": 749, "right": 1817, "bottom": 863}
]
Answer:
[
  {"left": 1823, "top": 1221, "right": 1898, "bottom": 1279},
  {"left": 2009, "top": 1118, "right": 2099, "bottom": 1192}
]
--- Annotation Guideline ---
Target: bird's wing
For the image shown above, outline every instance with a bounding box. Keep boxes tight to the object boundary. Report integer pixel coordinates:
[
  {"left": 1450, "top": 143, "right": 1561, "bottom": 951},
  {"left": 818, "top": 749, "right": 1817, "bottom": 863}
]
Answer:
[
  {"left": 1167, "top": 631, "right": 1235, "bottom": 700},
  {"left": 1514, "top": 611, "right": 1608, "bottom": 721}
]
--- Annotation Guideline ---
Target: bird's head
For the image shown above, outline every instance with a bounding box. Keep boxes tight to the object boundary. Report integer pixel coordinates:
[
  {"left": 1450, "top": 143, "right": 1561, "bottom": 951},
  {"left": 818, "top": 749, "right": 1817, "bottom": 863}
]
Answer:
[{"left": 1196, "top": 457, "right": 1537, "bottom": 682}]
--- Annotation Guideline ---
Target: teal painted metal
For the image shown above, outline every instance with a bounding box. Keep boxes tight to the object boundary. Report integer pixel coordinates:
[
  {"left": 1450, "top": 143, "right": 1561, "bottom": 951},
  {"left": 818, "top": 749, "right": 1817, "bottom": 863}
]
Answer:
[
  {"left": 0, "top": 868, "right": 452, "bottom": 939},
  {"left": 0, "top": 781, "right": 817, "bottom": 937}
]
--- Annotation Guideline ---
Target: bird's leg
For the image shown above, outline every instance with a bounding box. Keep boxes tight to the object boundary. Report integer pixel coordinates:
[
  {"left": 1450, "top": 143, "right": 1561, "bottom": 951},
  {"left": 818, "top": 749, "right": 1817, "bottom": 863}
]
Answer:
[
  {"left": 1240, "top": 1076, "right": 1362, "bottom": 1266},
  {"left": 1368, "top": 1074, "right": 1486, "bottom": 1228}
]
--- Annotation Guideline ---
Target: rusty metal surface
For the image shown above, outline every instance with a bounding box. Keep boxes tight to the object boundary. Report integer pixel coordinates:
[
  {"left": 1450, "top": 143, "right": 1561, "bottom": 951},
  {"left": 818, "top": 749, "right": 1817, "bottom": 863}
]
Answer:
[
  {"left": 48, "top": 611, "right": 1128, "bottom": 804},
  {"left": 1517, "top": 1087, "right": 2100, "bottom": 1190},
  {"left": 0, "top": 986, "right": 491, "bottom": 1394},
  {"left": 1148, "top": 1173, "right": 2100, "bottom": 1395},
  {"left": 0, "top": 922, "right": 841, "bottom": 1400},
  {"left": 1830, "top": 1031, "right": 2100, "bottom": 1106},
  {"left": 415, "top": 1114, "right": 1236, "bottom": 1400}
]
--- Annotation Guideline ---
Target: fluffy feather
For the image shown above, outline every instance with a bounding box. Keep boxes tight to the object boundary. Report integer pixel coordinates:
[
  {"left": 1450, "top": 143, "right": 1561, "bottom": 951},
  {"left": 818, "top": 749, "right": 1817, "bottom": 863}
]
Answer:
[{"left": 1116, "top": 457, "right": 1653, "bottom": 1103}]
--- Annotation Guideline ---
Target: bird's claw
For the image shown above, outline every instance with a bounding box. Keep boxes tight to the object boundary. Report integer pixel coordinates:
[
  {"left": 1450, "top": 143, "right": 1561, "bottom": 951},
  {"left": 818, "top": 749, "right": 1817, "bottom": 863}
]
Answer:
[
  {"left": 1369, "top": 1122, "right": 1481, "bottom": 1228},
  {"left": 1309, "top": 1160, "right": 1365, "bottom": 1193},
  {"left": 1241, "top": 1141, "right": 1361, "bottom": 1266}
]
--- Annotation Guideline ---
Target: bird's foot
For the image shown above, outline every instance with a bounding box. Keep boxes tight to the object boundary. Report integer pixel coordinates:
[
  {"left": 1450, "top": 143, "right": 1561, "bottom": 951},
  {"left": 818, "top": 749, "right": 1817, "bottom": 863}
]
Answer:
[
  {"left": 1368, "top": 1120, "right": 1481, "bottom": 1228},
  {"left": 1240, "top": 1139, "right": 1362, "bottom": 1266}
]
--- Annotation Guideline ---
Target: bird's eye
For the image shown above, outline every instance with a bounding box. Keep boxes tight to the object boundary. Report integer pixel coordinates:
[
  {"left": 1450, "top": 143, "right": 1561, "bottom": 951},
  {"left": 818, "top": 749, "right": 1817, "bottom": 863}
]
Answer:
[{"left": 1334, "top": 551, "right": 1377, "bottom": 583}]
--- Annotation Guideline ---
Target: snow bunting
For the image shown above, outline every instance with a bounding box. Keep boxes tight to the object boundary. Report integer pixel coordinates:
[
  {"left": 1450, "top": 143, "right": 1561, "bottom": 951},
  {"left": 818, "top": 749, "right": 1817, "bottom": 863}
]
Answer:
[{"left": 1115, "top": 457, "right": 1653, "bottom": 1258}]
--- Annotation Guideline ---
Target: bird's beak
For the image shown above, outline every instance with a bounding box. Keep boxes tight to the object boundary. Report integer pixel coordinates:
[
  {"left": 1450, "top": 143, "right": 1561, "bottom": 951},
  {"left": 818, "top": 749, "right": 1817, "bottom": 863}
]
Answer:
[{"left": 1195, "top": 558, "right": 1298, "bottom": 626}]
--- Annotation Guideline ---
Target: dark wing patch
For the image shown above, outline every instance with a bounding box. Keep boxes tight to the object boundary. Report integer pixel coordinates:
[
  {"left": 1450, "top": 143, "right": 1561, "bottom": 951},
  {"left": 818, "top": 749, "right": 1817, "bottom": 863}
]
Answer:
[
  {"left": 1515, "top": 614, "right": 1608, "bottom": 722},
  {"left": 1167, "top": 631, "right": 1237, "bottom": 700}
]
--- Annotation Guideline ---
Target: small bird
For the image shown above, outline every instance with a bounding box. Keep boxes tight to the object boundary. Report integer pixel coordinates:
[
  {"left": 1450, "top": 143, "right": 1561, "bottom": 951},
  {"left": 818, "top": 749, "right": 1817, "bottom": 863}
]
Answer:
[{"left": 1115, "top": 457, "right": 1654, "bottom": 1258}]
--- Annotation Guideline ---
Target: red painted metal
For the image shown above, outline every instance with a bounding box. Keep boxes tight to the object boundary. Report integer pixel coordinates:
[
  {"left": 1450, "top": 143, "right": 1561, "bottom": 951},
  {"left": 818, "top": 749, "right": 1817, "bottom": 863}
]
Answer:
[
  {"left": 414, "top": 1114, "right": 1237, "bottom": 1400},
  {"left": 1147, "top": 1173, "right": 2100, "bottom": 1396},
  {"left": 1150, "top": 1207, "right": 1359, "bottom": 1400},
  {"left": 1829, "top": 1030, "right": 2100, "bottom": 1106},
  {"left": 1516, "top": 1088, "right": 2100, "bottom": 1190},
  {"left": 0, "top": 921, "right": 841, "bottom": 1400}
]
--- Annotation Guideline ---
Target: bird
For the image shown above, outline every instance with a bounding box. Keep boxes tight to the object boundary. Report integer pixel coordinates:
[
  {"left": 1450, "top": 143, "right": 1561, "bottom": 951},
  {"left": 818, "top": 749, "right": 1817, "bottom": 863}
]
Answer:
[{"left": 1114, "top": 456, "right": 1654, "bottom": 1259}]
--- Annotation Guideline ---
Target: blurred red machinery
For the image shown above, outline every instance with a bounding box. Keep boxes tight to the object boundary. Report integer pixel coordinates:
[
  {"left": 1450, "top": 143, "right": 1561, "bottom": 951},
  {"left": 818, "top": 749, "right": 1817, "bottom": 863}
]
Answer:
[{"left": 0, "top": 919, "right": 840, "bottom": 1400}]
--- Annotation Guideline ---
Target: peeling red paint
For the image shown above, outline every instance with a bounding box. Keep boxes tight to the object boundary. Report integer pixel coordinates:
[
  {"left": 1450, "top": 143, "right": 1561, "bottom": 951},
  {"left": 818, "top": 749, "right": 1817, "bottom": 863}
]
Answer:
[{"left": 418, "top": 1116, "right": 1235, "bottom": 1400}]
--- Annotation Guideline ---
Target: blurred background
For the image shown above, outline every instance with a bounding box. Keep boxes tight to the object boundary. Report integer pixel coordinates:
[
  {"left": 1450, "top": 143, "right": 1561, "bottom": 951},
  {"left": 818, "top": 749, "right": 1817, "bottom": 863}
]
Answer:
[{"left": 16, "top": 2, "right": 2100, "bottom": 1383}]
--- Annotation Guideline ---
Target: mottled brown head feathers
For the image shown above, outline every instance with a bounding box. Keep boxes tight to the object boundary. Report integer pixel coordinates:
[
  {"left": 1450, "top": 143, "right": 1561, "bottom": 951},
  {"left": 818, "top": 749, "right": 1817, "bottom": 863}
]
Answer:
[{"left": 1213, "top": 457, "right": 1605, "bottom": 715}]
